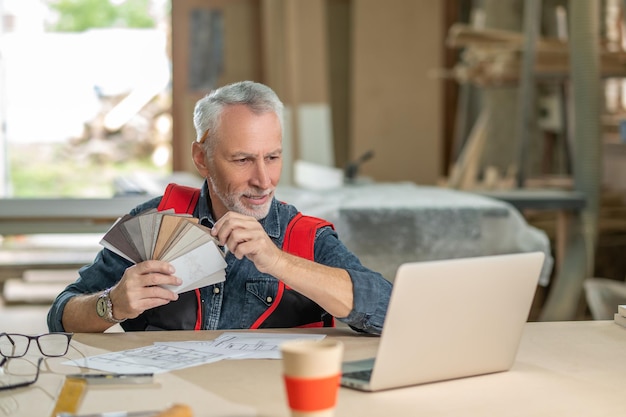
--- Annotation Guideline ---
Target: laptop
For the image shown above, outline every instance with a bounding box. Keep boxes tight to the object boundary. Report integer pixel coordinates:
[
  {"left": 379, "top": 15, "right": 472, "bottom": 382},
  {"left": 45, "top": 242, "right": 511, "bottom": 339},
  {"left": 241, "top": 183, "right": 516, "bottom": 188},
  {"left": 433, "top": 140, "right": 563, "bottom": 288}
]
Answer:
[{"left": 341, "top": 251, "right": 545, "bottom": 392}]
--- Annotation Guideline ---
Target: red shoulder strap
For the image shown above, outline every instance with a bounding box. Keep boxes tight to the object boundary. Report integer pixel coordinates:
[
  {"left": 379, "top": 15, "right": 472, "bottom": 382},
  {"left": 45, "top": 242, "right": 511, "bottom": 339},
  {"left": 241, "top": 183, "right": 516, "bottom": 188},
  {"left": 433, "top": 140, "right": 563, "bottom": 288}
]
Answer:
[
  {"left": 250, "top": 213, "right": 334, "bottom": 329},
  {"left": 157, "top": 183, "right": 201, "bottom": 214},
  {"left": 282, "top": 212, "right": 333, "bottom": 260}
]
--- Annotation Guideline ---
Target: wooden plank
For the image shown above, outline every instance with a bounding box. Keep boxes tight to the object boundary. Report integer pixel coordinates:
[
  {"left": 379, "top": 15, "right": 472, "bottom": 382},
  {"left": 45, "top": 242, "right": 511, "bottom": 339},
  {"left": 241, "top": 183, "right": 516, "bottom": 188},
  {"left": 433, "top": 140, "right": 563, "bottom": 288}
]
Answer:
[
  {"left": 447, "top": 108, "right": 489, "bottom": 189},
  {"left": 446, "top": 23, "right": 567, "bottom": 52}
]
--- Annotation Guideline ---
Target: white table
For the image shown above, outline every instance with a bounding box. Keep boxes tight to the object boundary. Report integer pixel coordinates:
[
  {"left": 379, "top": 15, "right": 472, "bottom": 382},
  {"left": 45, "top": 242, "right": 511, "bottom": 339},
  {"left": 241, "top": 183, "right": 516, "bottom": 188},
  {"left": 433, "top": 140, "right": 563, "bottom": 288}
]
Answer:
[{"left": 3, "top": 321, "right": 626, "bottom": 416}]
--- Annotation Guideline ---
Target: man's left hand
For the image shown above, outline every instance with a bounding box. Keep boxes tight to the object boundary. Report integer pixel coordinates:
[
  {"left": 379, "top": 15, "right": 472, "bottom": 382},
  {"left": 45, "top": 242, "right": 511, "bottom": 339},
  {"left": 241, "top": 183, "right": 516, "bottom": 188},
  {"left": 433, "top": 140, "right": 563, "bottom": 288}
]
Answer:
[{"left": 211, "top": 211, "right": 283, "bottom": 273}]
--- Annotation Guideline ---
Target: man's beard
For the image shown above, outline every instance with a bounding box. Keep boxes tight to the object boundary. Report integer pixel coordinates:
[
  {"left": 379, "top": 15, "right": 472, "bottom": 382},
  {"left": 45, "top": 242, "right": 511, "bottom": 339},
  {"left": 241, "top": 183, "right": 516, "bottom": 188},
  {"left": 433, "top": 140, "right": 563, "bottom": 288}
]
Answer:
[{"left": 209, "top": 176, "right": 273, "bottom": 220}]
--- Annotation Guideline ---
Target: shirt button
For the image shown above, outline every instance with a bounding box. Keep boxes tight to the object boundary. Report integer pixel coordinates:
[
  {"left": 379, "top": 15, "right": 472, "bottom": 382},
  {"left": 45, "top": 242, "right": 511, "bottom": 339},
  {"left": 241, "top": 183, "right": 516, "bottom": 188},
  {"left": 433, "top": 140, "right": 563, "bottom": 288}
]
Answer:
[
  {"left": 213, "top": 287, "right": 220, "bottom": 294},
  {"left": 266, "top": 296, "right": 273, "bottom": 303}
]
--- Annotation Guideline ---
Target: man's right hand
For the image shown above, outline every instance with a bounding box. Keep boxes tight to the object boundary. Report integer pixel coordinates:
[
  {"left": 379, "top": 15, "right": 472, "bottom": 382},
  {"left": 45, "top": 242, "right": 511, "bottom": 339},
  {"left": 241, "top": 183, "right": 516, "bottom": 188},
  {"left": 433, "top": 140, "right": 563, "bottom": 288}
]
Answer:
[
  {"left": 61, "top": 260, "right": 181, "bottom": 332},
  {"left": 109, "top": 260, "right": 182, "bottom": 320}
]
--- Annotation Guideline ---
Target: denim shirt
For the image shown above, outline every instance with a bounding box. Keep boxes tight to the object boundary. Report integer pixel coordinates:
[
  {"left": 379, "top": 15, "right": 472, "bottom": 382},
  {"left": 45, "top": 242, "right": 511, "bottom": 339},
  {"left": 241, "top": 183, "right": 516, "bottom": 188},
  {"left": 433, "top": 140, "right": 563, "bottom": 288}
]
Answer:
[{"left": 47, "top": 181, "right": 392, "bottom": 334}]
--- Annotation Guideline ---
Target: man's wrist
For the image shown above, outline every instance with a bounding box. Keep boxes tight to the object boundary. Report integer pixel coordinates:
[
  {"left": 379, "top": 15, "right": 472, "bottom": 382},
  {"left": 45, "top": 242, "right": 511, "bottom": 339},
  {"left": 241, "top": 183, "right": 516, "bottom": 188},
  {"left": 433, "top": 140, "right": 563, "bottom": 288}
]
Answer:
[{"left": 96, "top": 287, "right": 126, "bottom": 323}]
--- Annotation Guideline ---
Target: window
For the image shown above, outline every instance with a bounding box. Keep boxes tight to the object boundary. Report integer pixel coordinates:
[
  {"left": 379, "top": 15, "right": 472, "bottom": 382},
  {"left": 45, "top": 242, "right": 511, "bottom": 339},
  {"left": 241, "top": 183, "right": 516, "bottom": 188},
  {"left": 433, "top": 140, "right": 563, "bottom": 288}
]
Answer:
[{"left": 0, "top": 0, "right": 172, "bottom": 198}]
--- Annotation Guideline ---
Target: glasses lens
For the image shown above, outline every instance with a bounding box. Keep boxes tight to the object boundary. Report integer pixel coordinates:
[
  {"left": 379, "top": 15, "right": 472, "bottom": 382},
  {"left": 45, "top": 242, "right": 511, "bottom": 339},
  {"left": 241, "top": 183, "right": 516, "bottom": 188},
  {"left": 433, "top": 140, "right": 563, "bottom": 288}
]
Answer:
[
  {"left": 36, "top": 333, "right": 70, "bottom": 357},
  {"left": 0, "top": 334, "right": 29, "bottom": 358}
]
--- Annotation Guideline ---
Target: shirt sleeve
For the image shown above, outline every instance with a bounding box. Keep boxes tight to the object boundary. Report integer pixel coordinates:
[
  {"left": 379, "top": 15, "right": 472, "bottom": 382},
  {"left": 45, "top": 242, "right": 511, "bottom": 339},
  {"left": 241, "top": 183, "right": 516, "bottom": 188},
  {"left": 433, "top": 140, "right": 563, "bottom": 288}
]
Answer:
[{"left": 313, "top": 226, "right": 392, "bottom": 335}]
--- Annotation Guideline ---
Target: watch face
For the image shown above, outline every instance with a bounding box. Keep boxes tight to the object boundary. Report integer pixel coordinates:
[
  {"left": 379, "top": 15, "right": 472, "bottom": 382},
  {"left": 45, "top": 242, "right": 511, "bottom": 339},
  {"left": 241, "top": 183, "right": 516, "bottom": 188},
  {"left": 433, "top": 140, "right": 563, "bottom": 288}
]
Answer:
[{"left": 96, "top": 297, "right": 107, "bottom": 318}]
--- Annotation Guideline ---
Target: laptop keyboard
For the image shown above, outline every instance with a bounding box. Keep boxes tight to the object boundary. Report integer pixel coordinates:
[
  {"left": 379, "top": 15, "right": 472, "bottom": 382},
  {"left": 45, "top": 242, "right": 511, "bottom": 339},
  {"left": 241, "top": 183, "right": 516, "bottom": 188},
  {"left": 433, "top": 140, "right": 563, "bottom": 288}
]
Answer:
[{"left": 343, "top": 369, "right": 372, "bottom": 382}]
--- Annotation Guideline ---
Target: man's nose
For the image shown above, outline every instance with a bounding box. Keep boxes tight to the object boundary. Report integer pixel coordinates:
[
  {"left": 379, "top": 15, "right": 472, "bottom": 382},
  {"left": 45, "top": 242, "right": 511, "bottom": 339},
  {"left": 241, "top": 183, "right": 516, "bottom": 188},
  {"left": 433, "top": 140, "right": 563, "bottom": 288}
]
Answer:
[{"left": 252, "top": 160, "right": 272, "bottom": 188}]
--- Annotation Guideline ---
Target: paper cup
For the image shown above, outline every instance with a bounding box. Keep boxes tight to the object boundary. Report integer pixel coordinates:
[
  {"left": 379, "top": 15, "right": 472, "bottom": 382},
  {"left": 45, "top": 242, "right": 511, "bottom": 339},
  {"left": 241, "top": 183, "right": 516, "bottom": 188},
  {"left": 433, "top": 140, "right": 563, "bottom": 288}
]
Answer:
[{"left": 280, "top": 339, "right": 344, "bottom": 417}]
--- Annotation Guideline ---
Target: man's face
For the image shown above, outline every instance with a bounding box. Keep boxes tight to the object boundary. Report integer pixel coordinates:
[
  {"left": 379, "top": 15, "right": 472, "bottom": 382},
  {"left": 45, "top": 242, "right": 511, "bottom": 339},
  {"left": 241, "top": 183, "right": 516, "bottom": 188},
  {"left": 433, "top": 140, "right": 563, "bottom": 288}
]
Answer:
[{"left": 205, "top": 104, "right": 282, "bottom": 220}]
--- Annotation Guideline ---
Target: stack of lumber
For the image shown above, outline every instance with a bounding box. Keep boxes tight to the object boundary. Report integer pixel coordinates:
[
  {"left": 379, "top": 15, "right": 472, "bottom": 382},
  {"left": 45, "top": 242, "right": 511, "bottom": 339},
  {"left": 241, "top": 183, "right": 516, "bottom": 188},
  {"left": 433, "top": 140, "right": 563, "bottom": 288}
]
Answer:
[{"left": 446, "top": 23, "right": 626, "bottom": 86}]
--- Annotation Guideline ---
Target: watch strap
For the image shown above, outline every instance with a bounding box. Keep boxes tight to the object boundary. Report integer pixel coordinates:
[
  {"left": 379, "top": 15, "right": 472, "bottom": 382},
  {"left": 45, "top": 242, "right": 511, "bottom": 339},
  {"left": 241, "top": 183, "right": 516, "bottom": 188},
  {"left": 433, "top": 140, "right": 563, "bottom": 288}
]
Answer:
[{"left": 100, "top": 287, "right": 126, "bottom": 323}]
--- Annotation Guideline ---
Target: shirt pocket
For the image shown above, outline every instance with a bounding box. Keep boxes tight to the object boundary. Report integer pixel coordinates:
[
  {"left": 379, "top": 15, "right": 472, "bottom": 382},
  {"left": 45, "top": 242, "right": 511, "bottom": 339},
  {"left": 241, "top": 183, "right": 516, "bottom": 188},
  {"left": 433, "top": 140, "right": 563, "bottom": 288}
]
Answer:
[{"left": 243, "top": 276, "right": 279, "bottom": 326}]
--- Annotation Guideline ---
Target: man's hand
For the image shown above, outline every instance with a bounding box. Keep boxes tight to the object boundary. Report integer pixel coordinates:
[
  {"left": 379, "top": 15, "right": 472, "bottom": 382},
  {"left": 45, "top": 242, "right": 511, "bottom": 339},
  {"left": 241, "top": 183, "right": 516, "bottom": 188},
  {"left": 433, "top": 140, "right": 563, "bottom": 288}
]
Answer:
[
  {"left": 109, "top": 260, "right": 182, "bottom": 320},
  {"left": 61, "top": 260, "right": 182, "bottom": 333},
  {"left": 211, "top": 211, "right": 283, "bottom": 274},
  {"left": 210, "top": 211, "right": 354, "bottom": 318}
]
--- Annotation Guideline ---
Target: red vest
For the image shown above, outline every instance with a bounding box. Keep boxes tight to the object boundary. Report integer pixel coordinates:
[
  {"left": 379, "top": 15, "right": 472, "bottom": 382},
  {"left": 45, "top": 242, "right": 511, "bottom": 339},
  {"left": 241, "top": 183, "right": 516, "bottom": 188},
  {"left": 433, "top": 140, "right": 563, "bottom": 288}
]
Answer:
[{"left": 155, "top": 183, "right": 335, "bottom": 330}]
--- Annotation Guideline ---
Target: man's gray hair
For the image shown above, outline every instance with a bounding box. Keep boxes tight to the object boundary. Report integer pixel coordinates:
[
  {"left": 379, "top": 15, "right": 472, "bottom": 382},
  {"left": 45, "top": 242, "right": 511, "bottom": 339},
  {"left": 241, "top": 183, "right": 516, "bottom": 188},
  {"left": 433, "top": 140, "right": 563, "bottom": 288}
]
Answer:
[{"left": 193, "top": 81, "right": 284, "bottom": 153}]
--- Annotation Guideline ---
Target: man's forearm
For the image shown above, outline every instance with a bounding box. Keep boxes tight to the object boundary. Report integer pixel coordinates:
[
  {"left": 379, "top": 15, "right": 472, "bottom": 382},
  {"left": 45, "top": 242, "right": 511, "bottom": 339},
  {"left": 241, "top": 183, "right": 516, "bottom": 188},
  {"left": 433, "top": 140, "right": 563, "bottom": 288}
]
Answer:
[
  {"left": 62, "top": 293, "right": 113, "bottom": 333},
  {"left": 270, "top": 252, "right": 354, "bottom": 318}
]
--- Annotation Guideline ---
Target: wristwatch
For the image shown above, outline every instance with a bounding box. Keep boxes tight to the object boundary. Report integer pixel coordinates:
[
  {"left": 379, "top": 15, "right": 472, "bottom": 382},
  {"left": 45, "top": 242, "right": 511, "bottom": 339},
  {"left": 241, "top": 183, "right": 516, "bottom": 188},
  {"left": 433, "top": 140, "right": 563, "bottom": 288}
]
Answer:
[{"left": 96, "top": 287, "right": 126, "bottom": 323}]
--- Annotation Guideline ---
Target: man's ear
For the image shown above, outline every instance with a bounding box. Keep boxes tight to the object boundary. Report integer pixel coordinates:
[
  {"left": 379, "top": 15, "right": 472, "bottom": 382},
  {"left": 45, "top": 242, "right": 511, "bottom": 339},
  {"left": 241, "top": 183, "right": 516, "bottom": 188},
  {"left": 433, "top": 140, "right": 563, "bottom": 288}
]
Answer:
[{"left": 191, "top": 142, "right": 210, "bottom": 177}]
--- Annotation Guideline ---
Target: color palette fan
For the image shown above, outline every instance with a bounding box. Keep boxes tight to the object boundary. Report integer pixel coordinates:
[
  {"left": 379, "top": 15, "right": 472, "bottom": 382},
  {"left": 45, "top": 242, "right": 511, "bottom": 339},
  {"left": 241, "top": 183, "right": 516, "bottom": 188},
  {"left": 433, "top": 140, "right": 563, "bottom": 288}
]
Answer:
[{"left": 100, "top": 209, "right": 227, "bottom": 293}]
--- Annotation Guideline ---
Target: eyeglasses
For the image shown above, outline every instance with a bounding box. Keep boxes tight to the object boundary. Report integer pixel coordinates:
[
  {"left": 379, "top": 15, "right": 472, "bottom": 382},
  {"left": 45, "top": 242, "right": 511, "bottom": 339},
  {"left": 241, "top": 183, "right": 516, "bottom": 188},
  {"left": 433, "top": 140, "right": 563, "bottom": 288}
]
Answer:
[
  {"left": 0, "top": 332, "right": 72, "bottom": 391},
  {"left": 0, "top": 332, "right": 73, "bottom": 361}
]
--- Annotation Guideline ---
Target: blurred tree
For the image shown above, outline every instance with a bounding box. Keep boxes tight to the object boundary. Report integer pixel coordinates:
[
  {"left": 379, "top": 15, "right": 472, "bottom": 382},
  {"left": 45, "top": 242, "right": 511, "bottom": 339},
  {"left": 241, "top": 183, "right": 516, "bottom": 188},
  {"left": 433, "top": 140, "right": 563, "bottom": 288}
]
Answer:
[{"left": 48, "top": 0, "right": 155, "bottom": 32}]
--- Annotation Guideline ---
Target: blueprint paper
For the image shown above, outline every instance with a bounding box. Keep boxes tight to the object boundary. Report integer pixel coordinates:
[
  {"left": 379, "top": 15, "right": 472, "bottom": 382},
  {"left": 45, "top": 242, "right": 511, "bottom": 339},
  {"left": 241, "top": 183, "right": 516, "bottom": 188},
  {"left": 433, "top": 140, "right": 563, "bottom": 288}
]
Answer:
[{"left": 63, "top": 333, "right": 325, "bottom": 373}]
